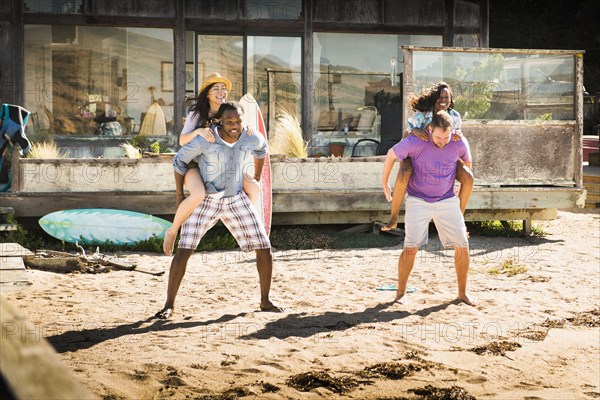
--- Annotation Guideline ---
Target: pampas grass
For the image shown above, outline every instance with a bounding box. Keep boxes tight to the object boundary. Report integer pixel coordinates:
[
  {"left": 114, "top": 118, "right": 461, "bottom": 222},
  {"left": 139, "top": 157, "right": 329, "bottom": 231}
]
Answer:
[
  {"left": 269, "top": 108, "right": 307, "bottom": 158},
  {"left": 121, "top": 143, "right": 142, "bottom": 159},
  {"left": 27, "top": 141, "right": 67, "bottom": 159}
]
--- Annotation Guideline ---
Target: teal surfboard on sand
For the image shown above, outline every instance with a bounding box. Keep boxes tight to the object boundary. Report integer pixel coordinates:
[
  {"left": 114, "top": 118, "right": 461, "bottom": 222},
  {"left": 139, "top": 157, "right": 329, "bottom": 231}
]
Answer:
[{"left": 39, "top": 209, "right": 171, "bottom": 245}]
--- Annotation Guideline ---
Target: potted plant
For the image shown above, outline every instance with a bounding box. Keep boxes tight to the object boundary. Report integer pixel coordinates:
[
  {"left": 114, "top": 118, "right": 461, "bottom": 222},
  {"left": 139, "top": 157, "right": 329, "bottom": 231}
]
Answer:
[{"left": 329, "top": 141, "right": 346, "bottom": 157}]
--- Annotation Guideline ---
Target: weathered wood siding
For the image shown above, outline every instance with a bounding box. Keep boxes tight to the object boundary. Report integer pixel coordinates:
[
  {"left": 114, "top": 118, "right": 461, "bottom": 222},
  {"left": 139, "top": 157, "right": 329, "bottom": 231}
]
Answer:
[
  {"left": 16, "top": 157, "right": 174, "bottom": 193},
  {"left": 455, "top": 0, "right": 480, "bottom": 27},
  {"left": 463, "top": 121, "right": 578, "bottom": 186},
  {"left": 10, "top": 155, "right": 585, "bottom": 219},
  {"left": 88, "top": 0, "right": 175, "bottom": 17},
  {"left": 185, "top": 0, "right": 239, "bottom": 20},
  {"left": 313, "top": 0, "right": 380, "bottom": 23},
  {"left": 385, "top": 0, "right": 445, "bottom": 26}
]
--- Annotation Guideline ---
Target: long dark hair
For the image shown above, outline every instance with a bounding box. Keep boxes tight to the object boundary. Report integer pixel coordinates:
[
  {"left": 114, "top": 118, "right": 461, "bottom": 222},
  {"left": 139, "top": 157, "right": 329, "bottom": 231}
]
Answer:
[
  {"left": 189, "top": 83, "right": 216, "bottom": 129},
  {"left": 410, "top": 81, "right": 455, "bottom": 112}
]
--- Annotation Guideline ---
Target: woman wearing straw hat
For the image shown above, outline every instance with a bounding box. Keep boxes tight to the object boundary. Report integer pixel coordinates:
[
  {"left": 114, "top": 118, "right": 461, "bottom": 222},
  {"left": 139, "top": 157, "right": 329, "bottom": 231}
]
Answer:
[{"left": 163, "top": 73, "right": 259, "bottom": 255}]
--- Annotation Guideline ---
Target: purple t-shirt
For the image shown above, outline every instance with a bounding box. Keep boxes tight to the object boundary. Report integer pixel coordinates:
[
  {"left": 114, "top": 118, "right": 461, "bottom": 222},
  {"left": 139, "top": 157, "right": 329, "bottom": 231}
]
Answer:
[{"left": 392, "top": 135, "right": 472, "bottom": 203}]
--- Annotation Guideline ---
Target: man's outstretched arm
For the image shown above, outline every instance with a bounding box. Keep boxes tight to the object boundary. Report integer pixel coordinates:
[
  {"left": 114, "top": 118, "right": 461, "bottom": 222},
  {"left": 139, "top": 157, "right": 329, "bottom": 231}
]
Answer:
[{"left": 382, "top": 148, "right": 399, "bottom": 202}]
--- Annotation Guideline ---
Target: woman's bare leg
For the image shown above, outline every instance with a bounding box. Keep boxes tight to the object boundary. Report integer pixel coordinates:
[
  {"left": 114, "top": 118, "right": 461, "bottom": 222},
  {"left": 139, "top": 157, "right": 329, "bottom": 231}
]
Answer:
[
  {"left": 382, "top": 159, "right": 414, "bottom": 231},
  {"left": 243, "top": 173, "right": 261, "bottom": 208},
  {"left": 163, "top": 169, "right": 206, "bottom": 255}
]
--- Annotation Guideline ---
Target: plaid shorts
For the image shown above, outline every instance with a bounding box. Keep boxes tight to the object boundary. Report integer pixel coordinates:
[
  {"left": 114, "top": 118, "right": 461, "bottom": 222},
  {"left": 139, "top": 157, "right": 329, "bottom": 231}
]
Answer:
[{"left": 178, "top": 191, "right": 271, "bottom": 252}]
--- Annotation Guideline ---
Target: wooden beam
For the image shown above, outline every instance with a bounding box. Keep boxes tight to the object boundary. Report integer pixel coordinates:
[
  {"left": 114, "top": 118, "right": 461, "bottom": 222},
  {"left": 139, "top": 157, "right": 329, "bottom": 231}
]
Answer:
[
  {"left": 574, "top": 52, "right": 585, "bottom": 187},
  {"left": 173, "top": 0, "right": 186, "bottom": 146},
  {"left": 302, "top": 0, "right": 313, "bottom": 141},
  {"left": 0, "top": 187, "right": 585, "bottom": 218},
  {"left": 0, "top": 298, "right": 93, "bottom": 399},
  {"left": 444, "top": 0, "right": 455, "bottom": 47},
  {"left": 479, "top": 0, "right": 489, "bottom": 47},
  {"left": 403, "top": 46, "right": 585, "bottom": 56}
]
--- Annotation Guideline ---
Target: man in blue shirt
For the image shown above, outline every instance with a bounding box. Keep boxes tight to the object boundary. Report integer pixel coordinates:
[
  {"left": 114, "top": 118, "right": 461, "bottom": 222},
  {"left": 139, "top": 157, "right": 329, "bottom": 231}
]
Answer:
[{"left": 155, "top": 101, "right": 282, "bottom": 319}]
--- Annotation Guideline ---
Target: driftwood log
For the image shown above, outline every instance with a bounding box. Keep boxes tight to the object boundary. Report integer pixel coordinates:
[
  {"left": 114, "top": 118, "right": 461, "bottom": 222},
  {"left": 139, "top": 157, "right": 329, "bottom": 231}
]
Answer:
[{"left": 23, "top": 250, "right": 164, "bottom": 276}]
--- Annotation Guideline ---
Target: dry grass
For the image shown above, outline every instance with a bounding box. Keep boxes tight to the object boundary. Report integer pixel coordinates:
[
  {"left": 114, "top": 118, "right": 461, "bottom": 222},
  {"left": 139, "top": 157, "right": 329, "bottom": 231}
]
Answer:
[
  {"left": 26, "top": 141, "right": 67, "bottom": 159},
  {"left": 268, "top": 108, "right": 307, "bottom": 158},
  {"left": 487, "top": 258, "right": 528, "bottom": 276},
  {"left": 121, "top": 143, "right": 142, "bottom": 159}
]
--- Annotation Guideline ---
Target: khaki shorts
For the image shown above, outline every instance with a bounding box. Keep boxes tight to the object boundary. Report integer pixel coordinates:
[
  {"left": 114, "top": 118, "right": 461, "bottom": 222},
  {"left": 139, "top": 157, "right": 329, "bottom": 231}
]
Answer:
[
  {"left": 178, "top": 191, "right": 270, "bottom": 252},
  {"left": 403, "top": 195, "right": 468, "bottom": 249}
]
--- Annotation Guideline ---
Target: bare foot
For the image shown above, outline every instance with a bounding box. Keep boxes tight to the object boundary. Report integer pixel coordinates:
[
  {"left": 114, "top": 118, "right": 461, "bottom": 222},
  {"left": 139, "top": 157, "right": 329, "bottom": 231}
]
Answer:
[
  {"left": 260, "top": 301, "right": 285, "bottom": 313},
  {"left": 163, "top": 228, "right": 177, "bottom": 256},
  {"left": 155, "top": 307, "right": 173, "bottom": 319},
  {"left": 393, "top": 292, "right": 407, "bottom": 304},
  {"left": 381, "top": 221, "right": 398, "bottom": 232},
  {"left": 458, "top": 294, "right": 478, "bottom": 307}
]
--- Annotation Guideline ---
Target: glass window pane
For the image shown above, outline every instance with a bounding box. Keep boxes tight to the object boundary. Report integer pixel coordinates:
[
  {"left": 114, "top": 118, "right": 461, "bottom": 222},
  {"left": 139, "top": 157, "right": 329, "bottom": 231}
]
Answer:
[
  {"left": 412, "top": 51, "right": 575, "bottom": 120},
  {"left": 247, "top": 36, "right": 302, "bottom": 129},
  {"left": 312, "top": 33, "right": 441, "bottom": 156},
  {"left": 197, "top": 35, "right": 244, "bottom": 100},
  {"left": 25, "top": 25, "right": 174, "bottom": 137}
]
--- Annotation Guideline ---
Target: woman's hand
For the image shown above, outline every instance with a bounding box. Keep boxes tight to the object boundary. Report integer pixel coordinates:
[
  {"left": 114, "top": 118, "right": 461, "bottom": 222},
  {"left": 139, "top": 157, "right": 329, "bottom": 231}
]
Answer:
[
  {"left": 409, "top": 128, "right": 430, "bottom": 142},
  {"left": 246, "top": 125, "right": 255, "bottom": 135},
  {"left": 452, "top": 130, "right": 463, "bottom": 141},
  {"left": 196, "top": 127, "right": 216, "bottom": 142}
]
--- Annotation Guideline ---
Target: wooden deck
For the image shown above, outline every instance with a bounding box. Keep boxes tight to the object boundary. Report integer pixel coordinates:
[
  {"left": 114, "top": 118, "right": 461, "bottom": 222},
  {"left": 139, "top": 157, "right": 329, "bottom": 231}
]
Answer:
[{"left": 0, "top": 243, "right": 32, "bottom": 290}]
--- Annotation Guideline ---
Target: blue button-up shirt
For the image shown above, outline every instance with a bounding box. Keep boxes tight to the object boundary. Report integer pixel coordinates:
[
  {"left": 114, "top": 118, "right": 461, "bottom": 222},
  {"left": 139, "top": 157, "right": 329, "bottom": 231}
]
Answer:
[{"left": 173, "top": 127, "right": 267, "bottom": 198}]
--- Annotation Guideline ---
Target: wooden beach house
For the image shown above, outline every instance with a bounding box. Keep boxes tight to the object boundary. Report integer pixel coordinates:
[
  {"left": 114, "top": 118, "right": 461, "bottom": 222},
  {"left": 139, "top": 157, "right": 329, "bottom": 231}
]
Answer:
[{"left": 0, "top": 0, "right": 585, "bottom": 227}]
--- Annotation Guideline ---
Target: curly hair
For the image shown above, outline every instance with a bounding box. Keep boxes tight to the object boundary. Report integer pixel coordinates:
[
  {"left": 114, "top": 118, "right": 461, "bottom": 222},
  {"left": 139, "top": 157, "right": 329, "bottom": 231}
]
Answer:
[
  {"left": 409, "top": 81, "right": 455, "bottom": 112},
  {"left": 215, "top": 101, "right": 245, "bottom": 119}
]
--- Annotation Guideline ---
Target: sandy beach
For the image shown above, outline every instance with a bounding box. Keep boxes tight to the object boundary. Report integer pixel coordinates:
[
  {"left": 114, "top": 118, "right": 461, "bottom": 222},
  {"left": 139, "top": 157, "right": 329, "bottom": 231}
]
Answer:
[{"left": 4, "top": 208, "right": 600, "bottom": 399}]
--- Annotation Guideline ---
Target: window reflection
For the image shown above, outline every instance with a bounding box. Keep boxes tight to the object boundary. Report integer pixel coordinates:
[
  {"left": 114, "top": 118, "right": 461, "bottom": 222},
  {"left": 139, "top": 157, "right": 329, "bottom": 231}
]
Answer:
[
  {"left": 197, "top": 35, "right": 244, "bottom": 101},
  {"left": 247, "top": 36, "right": 302, "bottom": 129},
  {"left": 311, "top": 33, "right": 441, "bottom": 157},
  {"left": 412, "top": 51, "right": 575, "bottom": 120},
  {"left": 196, "top": 35, "right": 302, "bottom": 133},
  {"left": 24, "top": 25, "right": 174, "bottom": 136}
]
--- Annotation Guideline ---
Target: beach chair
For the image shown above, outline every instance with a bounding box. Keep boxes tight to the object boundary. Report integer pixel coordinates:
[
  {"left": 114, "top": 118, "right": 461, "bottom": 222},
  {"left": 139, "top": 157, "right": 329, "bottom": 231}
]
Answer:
[{"left": 0, "top": 103, "right": 32, "bottom": 192}]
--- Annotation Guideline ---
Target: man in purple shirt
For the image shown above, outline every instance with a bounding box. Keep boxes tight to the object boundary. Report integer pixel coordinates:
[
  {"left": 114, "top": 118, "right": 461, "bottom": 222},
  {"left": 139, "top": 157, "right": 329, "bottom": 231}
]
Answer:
[{"left": 381, "top": 111, "right": 477, "bottom": 306}]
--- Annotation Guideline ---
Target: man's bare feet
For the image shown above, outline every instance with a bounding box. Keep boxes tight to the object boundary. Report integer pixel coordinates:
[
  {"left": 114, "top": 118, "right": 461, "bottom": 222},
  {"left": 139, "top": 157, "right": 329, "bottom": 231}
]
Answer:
[
  {"left": 260, "top": 301, "right": 285, "bottom": 313},
  {"left": 393, "top": 292, "right": 407, "bottom": 304},
  {"left": 163, "top": 228, "right": 177, "bottom": 256},
  {"left": 381, "top": 221, "right": 398, "bottom": 232},
  {"left": 458, "top": 294, "right": 478, "bottom": 307},
  {"left": 155, "top": 307, "right": 173, "bottom": 319}
]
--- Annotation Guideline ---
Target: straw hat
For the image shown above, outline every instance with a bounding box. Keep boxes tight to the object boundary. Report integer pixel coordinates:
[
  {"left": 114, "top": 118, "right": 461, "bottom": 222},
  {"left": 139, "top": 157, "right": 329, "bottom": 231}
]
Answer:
[{"left": 199, "top": 72, "right": 232, "bottom": 93}]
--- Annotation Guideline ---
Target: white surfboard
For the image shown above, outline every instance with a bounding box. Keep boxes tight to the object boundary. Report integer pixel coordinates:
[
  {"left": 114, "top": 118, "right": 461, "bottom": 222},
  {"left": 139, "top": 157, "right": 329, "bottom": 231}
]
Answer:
[
  {"left": 238, "top": 94, "right": 272, "bottom": 236},
  {"left": 39, "top": 209, "right": 171, "bottom": 245}
]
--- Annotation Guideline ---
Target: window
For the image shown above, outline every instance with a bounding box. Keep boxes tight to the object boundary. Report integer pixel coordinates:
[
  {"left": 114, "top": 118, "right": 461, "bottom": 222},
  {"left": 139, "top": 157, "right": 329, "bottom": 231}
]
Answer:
[
  {"left": 311, "top": 32, "right": 442, "bottom": 156},
  {"left": 24, "top": 25, "right": 174, "bottom": 136},
  {"left": 196, "top": 34, "right": 301, "bottom": 132},
  {"left": 247, "top": 36, "right": 302, "bottom": 130},
  {"left": 412, "top": 51, "right": 575, "bottom": 120}
]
